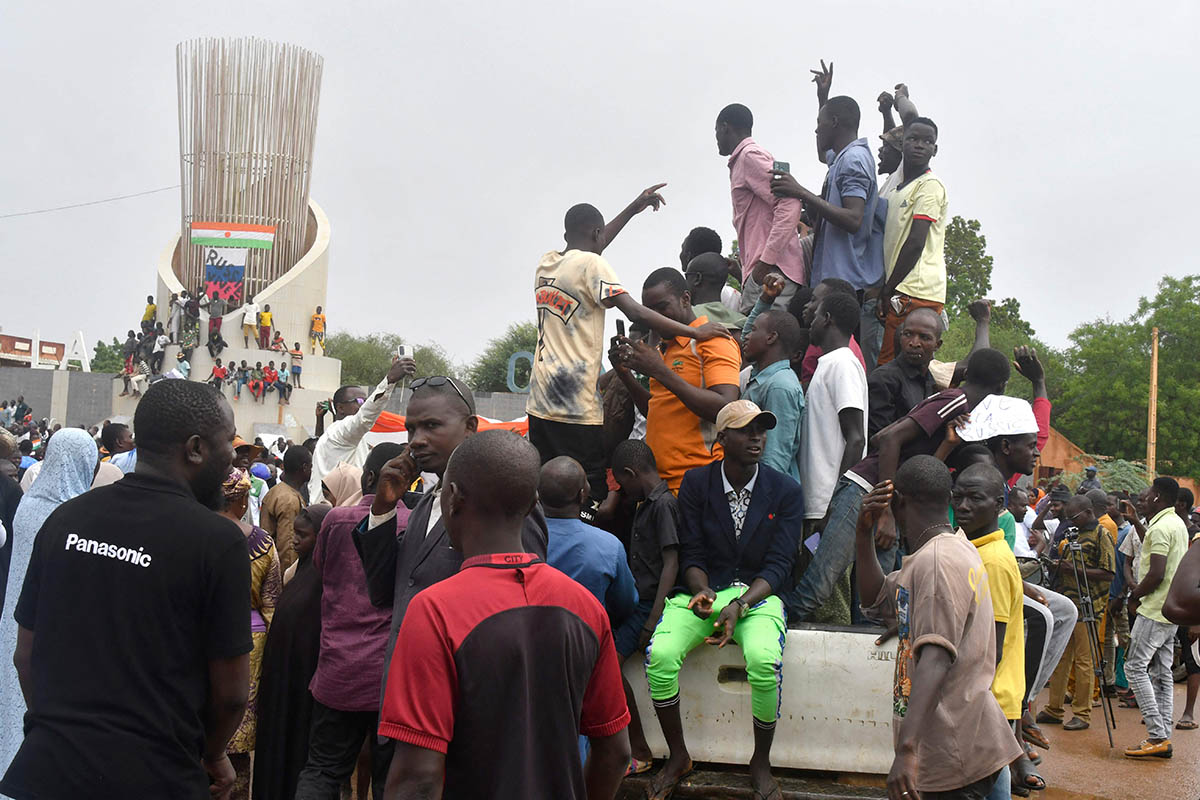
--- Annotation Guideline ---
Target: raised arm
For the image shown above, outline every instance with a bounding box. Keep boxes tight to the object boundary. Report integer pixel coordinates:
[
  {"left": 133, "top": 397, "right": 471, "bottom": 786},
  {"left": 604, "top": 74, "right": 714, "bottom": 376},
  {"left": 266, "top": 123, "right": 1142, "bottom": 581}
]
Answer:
[
  {"left": 892, "top": 83, "right": 919, "bottom": 125},
  {"left": 877, "top": 92, "right": 897, "bottom": 134},
  {"left": 339, "top": 359, "right": 416, "bottom": 443},
  {"left": 599, "top": 183, "right": 667, "bottom": 253},
  {"left": 742, "top": 273, "right": 785, "bottom": 339},
  {"left": 810, "top": 59, "right": 833, "bottom": 109},
  {"left": 354, "top": 453, "right": 420, "bottom": 608},
  {"left": 609, "top": 293, "right": 729, "bottom": 343}
]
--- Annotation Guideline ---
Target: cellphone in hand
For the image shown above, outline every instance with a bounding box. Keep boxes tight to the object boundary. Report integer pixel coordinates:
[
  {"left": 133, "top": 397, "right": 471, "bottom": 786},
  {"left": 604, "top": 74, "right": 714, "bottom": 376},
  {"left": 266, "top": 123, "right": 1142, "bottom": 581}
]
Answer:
[
  {"left": 772, "top": 160, "right": 791, "bottom": 176},
  {"left": 616, "top": 320, "right": 625, "bottom": 338},
  {"left": 395, "top": 345, "right": 406, "bottom": 358}
]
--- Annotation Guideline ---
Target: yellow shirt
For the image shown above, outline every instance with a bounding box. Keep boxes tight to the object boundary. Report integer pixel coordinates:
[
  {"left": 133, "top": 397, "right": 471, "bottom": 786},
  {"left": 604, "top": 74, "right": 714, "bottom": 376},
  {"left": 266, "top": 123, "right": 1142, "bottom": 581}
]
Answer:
[
  {"left": 142, "top": 303, "right": 157, "bottom": 322},
  {"left": 882, "top": 171, "right": 948, "bottom": 303},
  {"left": 259, "top": 311, "right": 273, "bottom": 327},
  {"left": 969, "top": 529, "right": 1025, "bottom": 719},
  {"left": 645, "top": 316, "right": 742, "bottom": 491},
  {"left": 310, "top": 313, "right": 326, "bottom": 333},
  {"left": 1138, "top": 508, "right": 1190, "bottom": 624}
]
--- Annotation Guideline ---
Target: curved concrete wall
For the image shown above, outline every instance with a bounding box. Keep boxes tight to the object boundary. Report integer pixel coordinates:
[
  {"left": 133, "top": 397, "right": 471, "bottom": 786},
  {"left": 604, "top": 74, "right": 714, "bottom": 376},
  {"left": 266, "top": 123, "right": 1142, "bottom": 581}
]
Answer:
[{"left": 147, "top": 198, "right": 341, "bottom": 443}]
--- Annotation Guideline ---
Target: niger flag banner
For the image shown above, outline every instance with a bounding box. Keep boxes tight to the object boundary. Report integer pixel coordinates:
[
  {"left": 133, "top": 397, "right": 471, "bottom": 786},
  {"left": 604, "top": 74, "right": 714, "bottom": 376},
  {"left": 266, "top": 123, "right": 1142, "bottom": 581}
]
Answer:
[{"left": 191, "top": 221, "right": 276, "bottom": 250}]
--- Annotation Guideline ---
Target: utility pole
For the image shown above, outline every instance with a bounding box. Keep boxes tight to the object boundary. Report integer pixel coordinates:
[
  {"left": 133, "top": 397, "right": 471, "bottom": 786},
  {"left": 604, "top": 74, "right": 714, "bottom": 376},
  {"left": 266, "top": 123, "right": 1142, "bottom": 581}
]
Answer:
[{"left": 1147, "top": 326, "right": 1159, "bottom": 478}]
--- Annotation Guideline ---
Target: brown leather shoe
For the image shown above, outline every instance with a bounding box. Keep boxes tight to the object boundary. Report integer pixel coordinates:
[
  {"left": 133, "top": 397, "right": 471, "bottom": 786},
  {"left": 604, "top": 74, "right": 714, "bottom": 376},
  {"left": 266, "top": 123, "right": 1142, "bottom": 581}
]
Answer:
[
  {"left": 1063, "top": 717, "right": 1090, "bottom": 731},
  {"left": 1125, "top": 739, "right": 1173, "bottom": 759}
]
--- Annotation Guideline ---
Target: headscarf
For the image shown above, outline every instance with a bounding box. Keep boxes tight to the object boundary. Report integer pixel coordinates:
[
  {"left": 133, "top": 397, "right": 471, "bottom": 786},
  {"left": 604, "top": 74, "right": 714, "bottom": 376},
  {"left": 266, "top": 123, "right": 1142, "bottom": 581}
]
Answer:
[
  {"left": 321, "top": 463, "right": 363, "bottom": 507},
  {"left": 13, "top": 428, "right": 97, "bottom": 539},
  {"left": 1, "top": 428, "right": 97, "bottom": 771},
  {"left": 223, "top": 467, "right": 252, "bottom": 501}
]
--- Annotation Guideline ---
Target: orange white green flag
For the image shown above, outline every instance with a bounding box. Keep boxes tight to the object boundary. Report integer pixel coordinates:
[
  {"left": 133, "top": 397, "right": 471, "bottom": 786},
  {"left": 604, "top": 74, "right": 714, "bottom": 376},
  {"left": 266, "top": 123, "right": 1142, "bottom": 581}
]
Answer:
[{"left": 190, "top": 221, "right": 275, "bottom": 250}]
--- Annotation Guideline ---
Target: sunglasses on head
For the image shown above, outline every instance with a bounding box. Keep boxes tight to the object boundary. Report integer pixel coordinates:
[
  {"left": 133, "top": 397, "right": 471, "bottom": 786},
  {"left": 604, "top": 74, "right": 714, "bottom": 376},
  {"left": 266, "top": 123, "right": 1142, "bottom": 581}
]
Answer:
[{"left": 410, "top": 376, "right": 472, "bottom": 412}]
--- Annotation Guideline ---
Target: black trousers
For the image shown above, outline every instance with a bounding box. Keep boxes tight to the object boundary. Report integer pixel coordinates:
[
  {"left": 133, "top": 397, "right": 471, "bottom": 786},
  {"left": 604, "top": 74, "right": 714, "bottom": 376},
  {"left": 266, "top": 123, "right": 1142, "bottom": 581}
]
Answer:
[
  {"left": 294, "top": 701, "right": 394, "bottom": 800},
  {"left": 527, "top": 414, "right": 608, "bottom": 501}
]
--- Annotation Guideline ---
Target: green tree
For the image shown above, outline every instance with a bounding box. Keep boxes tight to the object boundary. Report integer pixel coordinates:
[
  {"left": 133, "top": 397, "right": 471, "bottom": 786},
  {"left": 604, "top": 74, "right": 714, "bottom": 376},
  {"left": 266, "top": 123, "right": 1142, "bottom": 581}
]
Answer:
[
  {"left": 468, "top": 322, "right": 538, "bottom": 392},
  {"left": 1054, "top": 275, "right": 1200, "bottom": 478},
  {"left": 943, "top": 216, "right": 1032, "bottom": 335},
  {"left": 92, "top": 338, "right": 124, "bottom": 373},
  {"left": 1053, "top": 317, "right": 1145, "bottom": 467},
  {"left": 944, "top": 216, "right": 994, "bottom": 311},
  {"left": 324, "top": 331, "right": 458, "bottom": 388},
  {"left": 935, "top": 318, "right": 1068, "bottom": 404}
]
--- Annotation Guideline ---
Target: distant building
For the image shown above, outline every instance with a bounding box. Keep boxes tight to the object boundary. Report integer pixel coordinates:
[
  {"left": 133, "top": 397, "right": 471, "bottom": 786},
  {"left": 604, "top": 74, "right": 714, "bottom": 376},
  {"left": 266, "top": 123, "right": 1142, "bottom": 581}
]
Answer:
[{"left": 0, "top": 335, "right": 65, "bottom": 369}]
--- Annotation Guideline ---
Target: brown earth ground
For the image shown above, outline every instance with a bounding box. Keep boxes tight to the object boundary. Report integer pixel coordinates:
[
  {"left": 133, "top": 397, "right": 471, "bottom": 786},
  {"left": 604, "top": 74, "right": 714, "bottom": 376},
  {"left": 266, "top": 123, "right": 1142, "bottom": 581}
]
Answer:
[{"left": 619, "top": 684, "right": 1199, "bottom": 800}]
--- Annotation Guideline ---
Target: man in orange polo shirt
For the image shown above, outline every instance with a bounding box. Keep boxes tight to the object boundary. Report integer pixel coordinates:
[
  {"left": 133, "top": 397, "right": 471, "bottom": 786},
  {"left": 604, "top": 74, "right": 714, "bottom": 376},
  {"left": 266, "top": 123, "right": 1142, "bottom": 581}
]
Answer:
[{"left": 611, "top": 268, "right": 741, "bottom": 491}]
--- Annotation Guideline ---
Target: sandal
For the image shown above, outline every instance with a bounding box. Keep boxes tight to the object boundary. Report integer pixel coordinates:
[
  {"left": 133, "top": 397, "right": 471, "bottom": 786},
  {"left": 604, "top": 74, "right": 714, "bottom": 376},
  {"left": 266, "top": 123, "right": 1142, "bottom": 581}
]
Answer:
[
  {"left": 625, "top": 757, "right": 653, "bottom": 776},
  {"left": 1024, "top": 742, "right": 1043, "bottom": 765},
  {"left": 753, "top": 779, "right": 783, "bottom": 800},
  {"left": 1119, "top": 695, "right": 1139, "bottom": 709},
  {"left": 1177, "top": 719, "right": 1199, "bottom": 730},
  {"left": 1012, "top": 753, "right": 1047, "bottom": 794},
  {"left": 1023, "top": 723, "right": 1051, "bottom": 750},
  {"left": 645, "top": 760, "right": 693, "bottom": 800}
]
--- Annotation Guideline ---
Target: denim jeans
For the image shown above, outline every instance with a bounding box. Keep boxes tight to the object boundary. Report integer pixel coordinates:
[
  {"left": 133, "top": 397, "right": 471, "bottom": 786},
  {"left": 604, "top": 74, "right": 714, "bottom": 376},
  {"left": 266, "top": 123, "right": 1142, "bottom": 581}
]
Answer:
[
  {"left": 1126, "top": 615, "right": 1178, "bottom": 740},
  {"left": 984, "top": 764, "right": 1010, "bottom": 800},
  {"left": 785, "top": 478, "right": 867, "bottom": 621},
  {"left": 859, "top": 296, "right": 884, "bottom": 373}
]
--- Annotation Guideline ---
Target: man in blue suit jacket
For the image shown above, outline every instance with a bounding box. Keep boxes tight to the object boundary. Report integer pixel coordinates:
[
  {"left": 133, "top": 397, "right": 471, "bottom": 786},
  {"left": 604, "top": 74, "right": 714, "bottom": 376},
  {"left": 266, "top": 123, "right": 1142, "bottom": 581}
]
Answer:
[{"left": 643, "top": 400, "right": 804, "bottom": 800}]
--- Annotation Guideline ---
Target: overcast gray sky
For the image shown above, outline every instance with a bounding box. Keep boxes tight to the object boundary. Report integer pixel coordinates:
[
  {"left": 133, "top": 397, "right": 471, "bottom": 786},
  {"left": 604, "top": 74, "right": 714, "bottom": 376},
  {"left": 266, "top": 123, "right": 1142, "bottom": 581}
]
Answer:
[{"left": 3, "top": 1, "right": 1198, "bottom": 368}]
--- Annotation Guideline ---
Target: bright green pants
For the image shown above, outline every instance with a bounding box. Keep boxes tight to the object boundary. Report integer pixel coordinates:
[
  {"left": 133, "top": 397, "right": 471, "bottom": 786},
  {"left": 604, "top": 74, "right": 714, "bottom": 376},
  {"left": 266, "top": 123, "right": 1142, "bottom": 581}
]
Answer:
[{"left": 645, "top": 587, "right": 786, "bottom": 723}]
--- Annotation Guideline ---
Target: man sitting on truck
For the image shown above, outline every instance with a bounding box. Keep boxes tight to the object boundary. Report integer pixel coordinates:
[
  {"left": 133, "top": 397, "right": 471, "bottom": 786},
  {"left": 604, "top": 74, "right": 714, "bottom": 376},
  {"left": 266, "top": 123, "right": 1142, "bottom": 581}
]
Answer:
[{"left": 643, "top": 400, "right": 803, "bottom": 800}]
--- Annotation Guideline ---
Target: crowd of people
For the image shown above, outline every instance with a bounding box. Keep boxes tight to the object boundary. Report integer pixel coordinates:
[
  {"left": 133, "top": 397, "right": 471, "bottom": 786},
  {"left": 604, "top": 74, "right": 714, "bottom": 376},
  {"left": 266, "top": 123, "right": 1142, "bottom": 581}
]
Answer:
[
  {"left": 0, "top": 64, "right": 1197, "bottom": 800},
  {"left": 119, "top": 293, "right": 327, "bottom": 399}
]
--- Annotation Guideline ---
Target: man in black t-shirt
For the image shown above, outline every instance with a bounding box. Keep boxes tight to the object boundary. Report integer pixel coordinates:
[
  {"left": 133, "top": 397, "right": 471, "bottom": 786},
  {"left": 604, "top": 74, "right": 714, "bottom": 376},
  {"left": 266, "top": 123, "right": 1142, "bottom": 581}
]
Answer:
[{"left": 1, "top": 380, "right": 251, "bottom": 800}]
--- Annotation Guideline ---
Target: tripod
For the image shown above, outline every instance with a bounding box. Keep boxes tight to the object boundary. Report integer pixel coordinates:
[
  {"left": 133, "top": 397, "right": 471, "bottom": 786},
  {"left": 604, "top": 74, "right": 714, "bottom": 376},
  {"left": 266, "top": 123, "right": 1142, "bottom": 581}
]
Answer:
[{"left": 1054, "top": 527, "right": 1116, "bottom": 747}]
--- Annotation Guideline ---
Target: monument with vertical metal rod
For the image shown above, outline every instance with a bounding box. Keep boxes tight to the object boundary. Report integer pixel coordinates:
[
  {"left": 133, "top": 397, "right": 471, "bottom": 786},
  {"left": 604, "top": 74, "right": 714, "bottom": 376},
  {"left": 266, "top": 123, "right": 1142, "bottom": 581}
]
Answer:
[{"left": 127, "top": 36, "right": 342, "bottom": 444}]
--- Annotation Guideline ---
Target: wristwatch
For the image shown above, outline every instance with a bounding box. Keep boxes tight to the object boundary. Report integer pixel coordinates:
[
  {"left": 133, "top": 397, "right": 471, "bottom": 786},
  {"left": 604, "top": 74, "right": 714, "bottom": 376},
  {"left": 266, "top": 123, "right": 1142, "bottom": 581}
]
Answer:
[{"left": 733, "top": 597, "right": 749, "bottom": 618}]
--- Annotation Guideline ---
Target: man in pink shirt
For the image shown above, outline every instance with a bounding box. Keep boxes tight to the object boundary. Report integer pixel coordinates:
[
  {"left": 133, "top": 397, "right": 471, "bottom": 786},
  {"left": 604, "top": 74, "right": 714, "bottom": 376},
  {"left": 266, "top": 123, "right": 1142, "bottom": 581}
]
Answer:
[{"left": 716, "top": 103, "right": 807, "bottom": 314}]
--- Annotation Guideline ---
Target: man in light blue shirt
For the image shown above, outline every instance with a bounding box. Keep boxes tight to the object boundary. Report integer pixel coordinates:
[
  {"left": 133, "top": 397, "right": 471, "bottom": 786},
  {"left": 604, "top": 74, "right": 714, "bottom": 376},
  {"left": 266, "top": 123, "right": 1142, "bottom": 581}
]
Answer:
[
  {"left": 540, "top": 456, "right": 638, "bottom": 627},
  {"left": 771, "top": 94, "right": 885, "bottom": 365},
  {"left": 741, "top": 307, "right": 805, "bottom": 481}
]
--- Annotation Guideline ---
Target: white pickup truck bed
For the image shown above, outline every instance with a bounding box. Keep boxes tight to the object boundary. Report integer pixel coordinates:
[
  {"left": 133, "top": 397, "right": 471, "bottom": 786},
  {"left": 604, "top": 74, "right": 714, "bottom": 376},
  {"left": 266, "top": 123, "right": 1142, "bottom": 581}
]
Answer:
[{"left": 623, "top": 624, "right": 896, "bottom": 776}]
